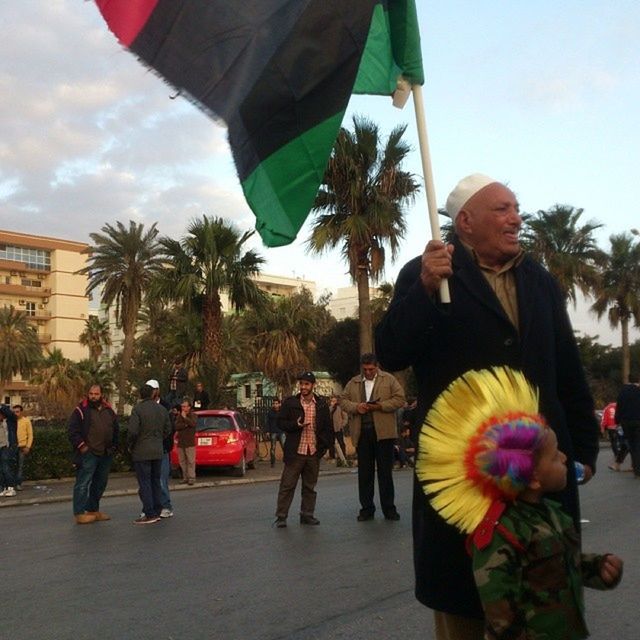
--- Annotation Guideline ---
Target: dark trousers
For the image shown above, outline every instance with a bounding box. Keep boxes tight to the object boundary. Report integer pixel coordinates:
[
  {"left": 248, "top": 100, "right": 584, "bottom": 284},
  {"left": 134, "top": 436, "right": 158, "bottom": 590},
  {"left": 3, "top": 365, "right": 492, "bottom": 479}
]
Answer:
[
  {"left": 134, "top": 459, "right": 163, "bottom": 517},
  {"left": 269, "top": 432, "right": 285, "bottom": 466},
  {"left": 608, "top": 429, "right": 628, "bottom": 464},
  {"left": 329, "top": 430, "right": 347, "bottom": 459},
  {"left": 275, "top": 454, "right": 320, "bottom": 518},
  {"left": 621, "top": 420, "right": 640, "bottom": 476},
  {"left": 72, "top": 452, "right": 112, "bottom": 515},
  {"left": 0, "top": 446, "right": 17, "bottom": 489},
  {"left": 356, "top": 427, "right": 396, "bottom": 516}
]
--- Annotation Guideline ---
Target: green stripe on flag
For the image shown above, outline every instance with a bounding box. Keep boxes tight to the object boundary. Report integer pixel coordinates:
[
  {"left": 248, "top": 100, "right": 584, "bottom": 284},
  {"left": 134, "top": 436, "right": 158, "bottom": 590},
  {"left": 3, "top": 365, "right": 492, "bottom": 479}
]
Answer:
[
  {"left": 354, "top": 0, "right": 424, "bottom": 95},
  {"left": 242, "top": 111, "right": 346, "bottom": 248}
]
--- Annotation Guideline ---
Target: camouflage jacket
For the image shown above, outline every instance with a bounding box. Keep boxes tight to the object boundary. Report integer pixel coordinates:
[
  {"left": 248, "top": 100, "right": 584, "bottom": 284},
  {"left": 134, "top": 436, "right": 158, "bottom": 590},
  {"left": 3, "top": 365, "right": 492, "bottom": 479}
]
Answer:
[{"left": 472, "top": 499, "right": 612, "bottom": 640}]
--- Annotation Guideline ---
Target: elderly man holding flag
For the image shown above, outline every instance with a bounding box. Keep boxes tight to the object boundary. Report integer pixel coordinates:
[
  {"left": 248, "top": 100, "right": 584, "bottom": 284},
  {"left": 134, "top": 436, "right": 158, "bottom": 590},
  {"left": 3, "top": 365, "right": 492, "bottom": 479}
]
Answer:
[{"left": 376, "top": 174, "right": 599, "bottom": 639}]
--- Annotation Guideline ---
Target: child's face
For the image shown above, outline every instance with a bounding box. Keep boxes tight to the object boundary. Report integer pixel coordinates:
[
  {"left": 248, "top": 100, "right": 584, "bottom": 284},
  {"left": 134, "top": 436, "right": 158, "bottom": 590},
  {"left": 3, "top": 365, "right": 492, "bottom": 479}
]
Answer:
[{"left": 533, "top": 429, "right": 567, "bottom": 493}]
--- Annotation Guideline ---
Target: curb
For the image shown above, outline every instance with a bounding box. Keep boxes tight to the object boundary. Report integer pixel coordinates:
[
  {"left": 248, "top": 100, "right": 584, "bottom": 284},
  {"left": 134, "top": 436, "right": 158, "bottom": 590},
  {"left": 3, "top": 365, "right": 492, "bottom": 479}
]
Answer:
[{"left": 0, "top": 466, "right": 356, "bottom": 509}]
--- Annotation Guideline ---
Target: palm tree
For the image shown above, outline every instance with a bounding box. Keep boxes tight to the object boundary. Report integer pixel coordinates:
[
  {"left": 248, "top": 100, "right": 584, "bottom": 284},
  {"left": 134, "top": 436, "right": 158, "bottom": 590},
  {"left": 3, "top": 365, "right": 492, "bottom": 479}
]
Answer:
[
  {"left": 521, "top": 205, "right": 604, "bottom": 302},
  {"left": 242, "top": 288, "right": 330, "bottom": 396},
  {"left": 79, "top": 316, "right": 111, "bottom": 365},
  {"left": 154, "top": 216, "right": 266, "bottom": 366},
  {"left": 308, "top": 115, "right": 420, "bottom": 354},
  {"left": 0, "top": 306, "right": 41, "bottom": 388},
  {"left": 31, "top": 348, "right": 85, "bottom": 420},
  {"left": 79, "top": 220, "right": 164, "bottom": 414},
  {"left": 591, "top": 233, "right": 640, "bottom": 382}
]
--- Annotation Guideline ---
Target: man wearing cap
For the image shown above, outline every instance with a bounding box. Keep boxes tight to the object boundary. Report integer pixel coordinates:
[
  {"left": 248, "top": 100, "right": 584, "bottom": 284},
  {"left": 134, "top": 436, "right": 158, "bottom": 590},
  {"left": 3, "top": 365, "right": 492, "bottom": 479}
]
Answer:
[
  {"left": 273, "top": 372, "right": 333, "bottom": 528},
  {"left": 68, "top": 384, "right": 120, "bottom": 524},
  {"left": 376, "top": 174, "right": 599, "bottom": 639},
  {"left": 128, "top": 382, "right": 173, "bottom": 524}
]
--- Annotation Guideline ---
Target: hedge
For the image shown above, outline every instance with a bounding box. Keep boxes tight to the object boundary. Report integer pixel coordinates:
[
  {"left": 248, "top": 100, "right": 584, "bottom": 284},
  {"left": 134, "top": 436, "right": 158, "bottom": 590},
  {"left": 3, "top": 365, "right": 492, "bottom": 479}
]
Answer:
[{"left": 22, "top": 425, "right": 134, "bottom": 481}]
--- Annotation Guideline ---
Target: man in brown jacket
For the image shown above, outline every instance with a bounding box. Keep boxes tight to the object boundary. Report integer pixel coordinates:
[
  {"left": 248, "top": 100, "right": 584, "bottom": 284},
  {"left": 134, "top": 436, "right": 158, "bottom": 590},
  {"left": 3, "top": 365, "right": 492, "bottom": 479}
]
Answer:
[{"left": 341, "top": 353, "right": 405, "bottom": 521}]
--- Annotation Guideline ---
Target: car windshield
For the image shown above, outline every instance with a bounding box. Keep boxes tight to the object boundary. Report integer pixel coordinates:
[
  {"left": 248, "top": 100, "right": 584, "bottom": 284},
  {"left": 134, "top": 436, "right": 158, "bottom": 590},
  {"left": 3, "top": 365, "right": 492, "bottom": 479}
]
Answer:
[{"left": 196, "top": 415, "right": 235, "bottom": 433}]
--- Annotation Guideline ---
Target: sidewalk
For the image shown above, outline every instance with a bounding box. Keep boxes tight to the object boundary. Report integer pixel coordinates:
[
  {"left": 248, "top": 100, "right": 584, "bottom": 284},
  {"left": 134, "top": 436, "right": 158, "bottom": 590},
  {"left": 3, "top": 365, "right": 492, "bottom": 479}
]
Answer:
[{"left": 0, "top": 458, "right": 356, "bottom": 509}]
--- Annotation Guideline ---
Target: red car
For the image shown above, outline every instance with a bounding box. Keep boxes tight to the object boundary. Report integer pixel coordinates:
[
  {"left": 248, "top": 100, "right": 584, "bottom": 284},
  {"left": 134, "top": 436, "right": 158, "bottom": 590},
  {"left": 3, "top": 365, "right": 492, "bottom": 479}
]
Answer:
[{"left": 170, "top": 409, "right": 257, "bottom": 477}]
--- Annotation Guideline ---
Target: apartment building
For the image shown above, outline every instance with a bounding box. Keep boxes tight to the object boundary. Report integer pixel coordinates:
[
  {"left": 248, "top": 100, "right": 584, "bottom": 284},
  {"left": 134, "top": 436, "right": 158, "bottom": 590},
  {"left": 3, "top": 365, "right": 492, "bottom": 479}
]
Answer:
[{"left": 0, "top": 230, "right": 90, "bottom": 404}]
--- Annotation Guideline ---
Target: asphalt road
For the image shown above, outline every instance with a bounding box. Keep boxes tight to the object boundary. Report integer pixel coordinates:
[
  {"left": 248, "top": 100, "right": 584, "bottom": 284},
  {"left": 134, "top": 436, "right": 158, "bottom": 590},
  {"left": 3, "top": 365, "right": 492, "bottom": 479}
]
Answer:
[{"left": 1, "top": 465, "right": 637, "bottom": 640}]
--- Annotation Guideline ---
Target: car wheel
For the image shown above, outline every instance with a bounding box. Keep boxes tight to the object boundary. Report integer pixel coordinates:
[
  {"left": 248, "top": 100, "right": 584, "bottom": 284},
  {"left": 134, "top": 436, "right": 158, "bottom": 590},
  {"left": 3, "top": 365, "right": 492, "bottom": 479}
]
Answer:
[
  {"left": 233, "top": 453, "right": 247, "bottom": 477},
  {"left": 170, "top": 466, "right": 182, "bottom": 479},
  {"left": 247, "top": 457, "right": 256, "bottom": 470}
]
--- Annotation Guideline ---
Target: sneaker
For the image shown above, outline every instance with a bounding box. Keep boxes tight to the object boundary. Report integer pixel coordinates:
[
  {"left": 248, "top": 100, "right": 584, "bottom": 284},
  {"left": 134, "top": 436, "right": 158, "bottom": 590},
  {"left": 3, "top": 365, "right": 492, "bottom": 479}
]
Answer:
[
  {"left": 160, "top": 508, "right": 174, "bottom": 518},
  {"left": 15, "top": 485, "right": 23, "bottom": 491},
  {"left": 3, "top": 487, "right": 17, "bottom": 497},
  {"left": 187, "top": 479, "right": 195, "bottom": 485},
  {"left": 133, "top": 515, "right": 161, "bottom": 525},
  {"left": 300, "top": 514, "right": 320, "bottom": 525},
  {"left": 274, "top": 517, "right": 287, "bottom": 528}
]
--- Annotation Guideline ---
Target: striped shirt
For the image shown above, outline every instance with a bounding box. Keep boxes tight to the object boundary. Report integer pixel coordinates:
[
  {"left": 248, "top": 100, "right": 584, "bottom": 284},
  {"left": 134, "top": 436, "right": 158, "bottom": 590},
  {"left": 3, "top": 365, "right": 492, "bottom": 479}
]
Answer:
[{"left": 297, "top": 394, "right": 317, "bottom": 455}]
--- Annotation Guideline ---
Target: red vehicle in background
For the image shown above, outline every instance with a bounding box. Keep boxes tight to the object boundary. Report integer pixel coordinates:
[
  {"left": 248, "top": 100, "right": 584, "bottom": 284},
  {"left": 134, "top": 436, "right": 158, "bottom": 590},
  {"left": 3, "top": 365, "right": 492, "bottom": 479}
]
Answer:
[{"left": 170, "top": 409, "right": 257, "bottom": 477}]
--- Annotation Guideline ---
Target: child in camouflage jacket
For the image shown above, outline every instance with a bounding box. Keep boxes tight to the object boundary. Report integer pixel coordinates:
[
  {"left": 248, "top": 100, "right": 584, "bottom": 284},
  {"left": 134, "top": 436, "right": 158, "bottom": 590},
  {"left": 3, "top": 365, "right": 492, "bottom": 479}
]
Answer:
[{"left": 417, "top": 367, "right": 623, "bottom": 640}]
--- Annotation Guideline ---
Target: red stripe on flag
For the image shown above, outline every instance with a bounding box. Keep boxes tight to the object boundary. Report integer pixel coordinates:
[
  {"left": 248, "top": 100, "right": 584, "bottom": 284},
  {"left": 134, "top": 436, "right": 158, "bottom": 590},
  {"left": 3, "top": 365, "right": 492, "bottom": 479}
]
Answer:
[{"left": 95, "top": 0, "right": 159, "bottom": 47}]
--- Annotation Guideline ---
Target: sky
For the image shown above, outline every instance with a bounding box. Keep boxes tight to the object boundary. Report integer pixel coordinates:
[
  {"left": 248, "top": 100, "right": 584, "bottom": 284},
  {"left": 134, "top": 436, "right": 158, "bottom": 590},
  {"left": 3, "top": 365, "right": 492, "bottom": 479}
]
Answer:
[{"left": 1, "top": 1, "right": 639, "bottom": 345}]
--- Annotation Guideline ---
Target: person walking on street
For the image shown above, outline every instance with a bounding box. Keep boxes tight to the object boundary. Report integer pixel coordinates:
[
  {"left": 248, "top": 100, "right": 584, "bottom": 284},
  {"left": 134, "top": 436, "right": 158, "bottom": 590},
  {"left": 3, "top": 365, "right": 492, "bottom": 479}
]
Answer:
[
  {"left": 615, "top": 374, "right": 640, "bottom": 477},
  {"left": 13, "top": 405, "right": 33, "bottom": 491},
  {"left": 600, "top": 401, "right": 628, "bottom": 471},
  {"left": 175, "top": 397, "right": 197, "bottom": 485},
  {"left": 167, "top": 359, "right": 188, "bottom": 406},
  {"left": 129, "top": 383, "right": 172, "bottom": 524},
  {"left": 274, "top": 372, "right": 333, "bottom": 528},
  {"left": 328, "top": 396, "right": 349, "bottom": 466},
  {"left": 67, "top": 384, "right": 119, "bottom": 524},
  {"left": 340, "top": 353, "right": 406, "bottom": 522},
  {"left": 265, "top": 398, "right": 284, "bottom": 467},
  {"left": 375, "top": 174, "right": 600, "bottom": 639}
]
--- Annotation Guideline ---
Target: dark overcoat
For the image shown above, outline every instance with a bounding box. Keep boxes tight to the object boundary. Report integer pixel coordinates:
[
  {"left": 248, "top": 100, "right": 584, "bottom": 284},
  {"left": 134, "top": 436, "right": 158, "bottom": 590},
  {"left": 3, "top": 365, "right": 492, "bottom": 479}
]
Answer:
[{"left": 375, "top": 237, "right": 599, "bottom": 618}]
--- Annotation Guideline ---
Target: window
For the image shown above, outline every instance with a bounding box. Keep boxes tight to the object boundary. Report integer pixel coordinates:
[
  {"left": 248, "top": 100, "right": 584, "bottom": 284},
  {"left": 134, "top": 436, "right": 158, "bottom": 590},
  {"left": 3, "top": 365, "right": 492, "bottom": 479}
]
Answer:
[
  {"left": 25, "top": 302, "right": 36, "bottom": 316},
  {"left": 255, "top": 383, "right": 263, "bottom": 397},
  {"left": 0, "top": 244, "right": 51, "bottom": 271},
  {"left": 244, "top": 384, "right": 251, "bottom": 399}
]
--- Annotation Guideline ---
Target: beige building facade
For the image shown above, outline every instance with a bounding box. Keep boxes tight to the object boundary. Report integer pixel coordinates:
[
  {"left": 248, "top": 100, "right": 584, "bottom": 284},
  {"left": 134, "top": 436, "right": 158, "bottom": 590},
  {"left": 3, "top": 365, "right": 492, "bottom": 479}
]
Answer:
[{"left": 0, "top": 230, "right": 89, "bottom": 404}]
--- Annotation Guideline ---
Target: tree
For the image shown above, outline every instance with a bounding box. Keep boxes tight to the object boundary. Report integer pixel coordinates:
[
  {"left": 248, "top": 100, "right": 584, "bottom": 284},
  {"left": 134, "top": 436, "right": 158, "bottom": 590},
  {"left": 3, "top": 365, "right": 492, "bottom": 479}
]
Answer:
[
  {"left": 79, "top": 316, "right": 111, "bottom": 365},
  {"left": 521, "top": 205, "right": 604, "bottom": 302},
  {"left": 79, "top": 220, "right": 164, "bottom": 414},
  {"left": 154, "top": 216, "right": 266, "bottom": 368},
  {"left": 31, "top": 348, "right": 85, "bottom": 420},
  {"left": 591, "top": 233, "right": 640, "bottom": 383},
  {"left": 316, "top": 318, "right": 360, "bottom": 387},
  {"left": 242, "top": 288, "right": 332, "bottom": 396},
  {"left": 308, "top": 115, "right": 420, "bottom": 354},
  {"left": 0, "top": 306, "right": 41, "bottom": 388}
]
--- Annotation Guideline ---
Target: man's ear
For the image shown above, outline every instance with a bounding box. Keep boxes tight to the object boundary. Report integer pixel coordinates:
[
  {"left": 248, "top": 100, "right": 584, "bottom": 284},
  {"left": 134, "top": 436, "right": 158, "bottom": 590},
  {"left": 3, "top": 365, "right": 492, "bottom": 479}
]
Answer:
[{"left": 456, "top": 209, "right": 473, "bottom": 235}]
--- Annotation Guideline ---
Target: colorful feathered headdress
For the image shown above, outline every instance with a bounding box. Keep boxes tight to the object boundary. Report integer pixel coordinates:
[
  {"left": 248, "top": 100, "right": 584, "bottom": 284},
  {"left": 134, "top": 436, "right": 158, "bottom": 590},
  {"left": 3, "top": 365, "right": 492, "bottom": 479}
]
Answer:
[{"left": 416, "top": 367, "right": 548, "bottom": 534}]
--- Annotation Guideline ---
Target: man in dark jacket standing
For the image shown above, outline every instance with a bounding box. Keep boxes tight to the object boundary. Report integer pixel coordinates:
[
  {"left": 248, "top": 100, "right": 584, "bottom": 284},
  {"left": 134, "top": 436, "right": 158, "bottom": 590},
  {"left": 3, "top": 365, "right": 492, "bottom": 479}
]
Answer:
[
  {"left": 615, "top": 374, "right": 640, "bottom": 477},
  {"left": 129, "top": 383, "right": 172, "bottom": 524},
  {"left": 376, "top": 174, "right": 599, "bottom": 639},
  {"left": 274, "top": 372, "right": 333, "bottom": 528},
  {"left": 68, "top": 384, "right": 119, "bottom": 524}
]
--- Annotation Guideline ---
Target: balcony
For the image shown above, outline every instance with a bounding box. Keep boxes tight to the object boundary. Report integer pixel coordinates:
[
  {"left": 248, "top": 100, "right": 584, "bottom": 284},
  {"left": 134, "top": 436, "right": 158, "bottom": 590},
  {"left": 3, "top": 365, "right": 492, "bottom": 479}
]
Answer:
[
  {"left": 0, "top": 283, "right": 51, "bottom": 298},
  {"left": 37, "top": 333, "right": 52, "bottom": 344}
]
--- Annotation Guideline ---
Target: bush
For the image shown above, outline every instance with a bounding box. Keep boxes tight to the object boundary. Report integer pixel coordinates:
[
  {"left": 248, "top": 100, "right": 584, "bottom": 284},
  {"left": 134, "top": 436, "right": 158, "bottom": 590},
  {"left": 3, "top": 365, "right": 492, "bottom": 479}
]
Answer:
[{"left": 23, "top": 424, "right": 134, "bottom": 481}]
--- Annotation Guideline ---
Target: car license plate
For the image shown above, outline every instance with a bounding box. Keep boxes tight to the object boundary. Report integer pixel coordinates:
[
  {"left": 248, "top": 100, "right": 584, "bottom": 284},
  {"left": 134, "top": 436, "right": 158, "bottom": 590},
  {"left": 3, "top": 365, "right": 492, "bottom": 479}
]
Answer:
[{"left": 199, "top": 437, "right": 212, "bottom": 446}]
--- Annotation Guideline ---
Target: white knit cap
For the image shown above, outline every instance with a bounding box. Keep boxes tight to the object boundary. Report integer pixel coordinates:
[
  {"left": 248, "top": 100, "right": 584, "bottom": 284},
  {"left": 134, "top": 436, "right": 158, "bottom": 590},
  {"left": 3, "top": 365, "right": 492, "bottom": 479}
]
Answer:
[{"left": 445, "top": 174, "right": 497, "bottom": 221}]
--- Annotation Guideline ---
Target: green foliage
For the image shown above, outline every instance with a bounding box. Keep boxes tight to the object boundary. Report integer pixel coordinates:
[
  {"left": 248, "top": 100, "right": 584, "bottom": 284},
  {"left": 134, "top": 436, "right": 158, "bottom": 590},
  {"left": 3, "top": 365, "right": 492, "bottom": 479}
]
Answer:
[
  {"left": 316, "top": 318, "right": 360, "bottom": 386},
  {"left": 0, "top": 306, "right": 42, "bottom": 383},
  {"left": 22, "top": 425, "right": 133, "bottom": 481}
]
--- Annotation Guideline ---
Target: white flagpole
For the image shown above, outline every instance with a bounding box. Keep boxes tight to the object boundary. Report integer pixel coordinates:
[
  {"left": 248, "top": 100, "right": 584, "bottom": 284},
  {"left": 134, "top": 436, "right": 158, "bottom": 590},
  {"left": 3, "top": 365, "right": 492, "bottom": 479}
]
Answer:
[{"left": 407, "top": 83, "right": 450, "bottom": 303}]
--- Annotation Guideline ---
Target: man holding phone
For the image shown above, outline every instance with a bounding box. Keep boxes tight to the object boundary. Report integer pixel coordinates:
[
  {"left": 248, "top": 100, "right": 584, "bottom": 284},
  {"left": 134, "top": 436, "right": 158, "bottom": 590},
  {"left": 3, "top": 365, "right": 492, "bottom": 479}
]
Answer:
[{"left": 341, "top": 353, "right": 406, "bottom": 521}]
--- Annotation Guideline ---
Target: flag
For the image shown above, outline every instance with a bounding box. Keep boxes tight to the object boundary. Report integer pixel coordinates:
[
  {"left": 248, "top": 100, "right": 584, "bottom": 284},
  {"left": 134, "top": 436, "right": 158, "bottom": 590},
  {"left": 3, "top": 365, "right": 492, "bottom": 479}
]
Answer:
[{"left": 95, "top": 0, "right": 424, "bottom": 247}]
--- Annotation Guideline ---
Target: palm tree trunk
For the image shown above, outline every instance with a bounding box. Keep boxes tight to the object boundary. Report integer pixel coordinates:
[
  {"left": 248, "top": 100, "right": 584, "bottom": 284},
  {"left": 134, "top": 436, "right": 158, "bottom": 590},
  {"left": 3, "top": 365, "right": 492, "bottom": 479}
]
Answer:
[
  {"left": 621, "top": 317, "right": 630, "bottom": 383},
  {"left": 203, "top": 292, "right": 223, "bottom": 364},
  {"left": 356, "top": 265, "right": 373, "bottom": 355},
  {"left": 117, "top": 324, "right": 135, "bottom": 415}
]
